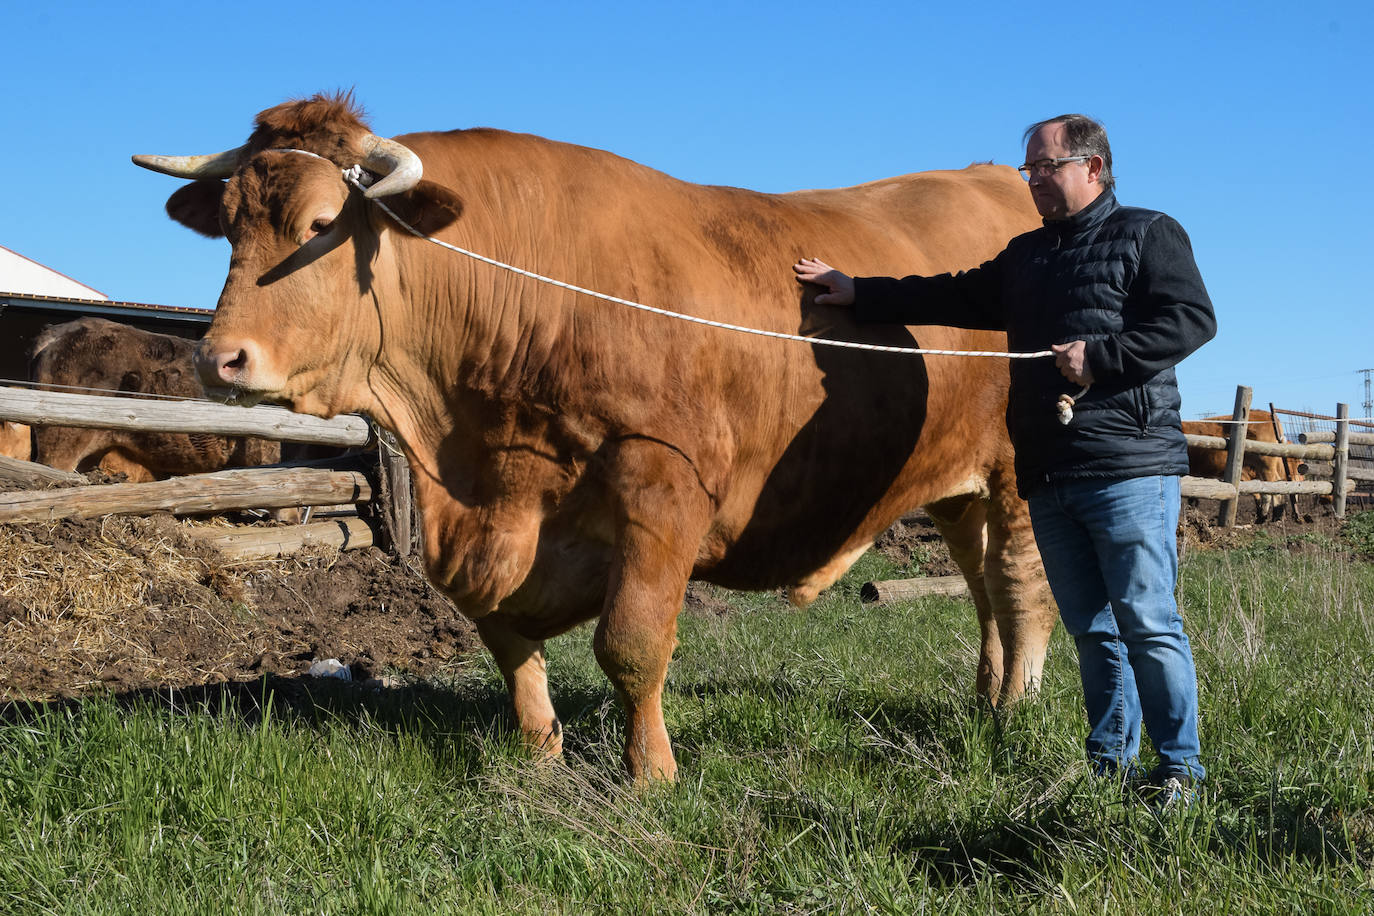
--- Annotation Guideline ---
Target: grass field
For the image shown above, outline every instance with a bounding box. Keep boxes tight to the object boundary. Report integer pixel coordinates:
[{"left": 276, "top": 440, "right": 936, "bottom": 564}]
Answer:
[{"left": 2, "top": 516, "right": 1373, "bottom": 914}]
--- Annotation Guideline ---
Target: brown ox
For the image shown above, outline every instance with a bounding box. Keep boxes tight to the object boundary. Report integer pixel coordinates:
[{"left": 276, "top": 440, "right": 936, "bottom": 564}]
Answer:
[
  {"left": 1182, "top": 409, "right": 1299, "bottom": 520},
  {"left": 30, "top": 317, "right": 281, "bottom": 481},
  {"left": 134, "top": 93, "right": 1056, "bottom": 781}
]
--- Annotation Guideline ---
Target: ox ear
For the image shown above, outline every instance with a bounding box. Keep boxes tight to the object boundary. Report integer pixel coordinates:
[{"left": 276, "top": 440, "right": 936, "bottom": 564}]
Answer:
[
  {"left": 165, "top": 180, "right": 227, "bottom": 238},
  {"left": 375, "top": 180, "right": 464, "bottom": 237}
]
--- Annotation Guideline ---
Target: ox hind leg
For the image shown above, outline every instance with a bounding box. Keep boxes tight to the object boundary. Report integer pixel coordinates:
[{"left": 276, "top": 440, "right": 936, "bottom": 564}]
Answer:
[
  {"left": 924, "top": 494, "right": 1004, "bottom": 701},
  {"left": 594, "top": 441, "right": 713, "bottom": 783},
  {"left": 926, "top": 477, "right": 1055, "bottom": 705},
  {"left": 981, "top": 462, "right": 1056, "bottom": 704},
  {"left": 474, "top": 616, "right": 564, "bottom": 761}
]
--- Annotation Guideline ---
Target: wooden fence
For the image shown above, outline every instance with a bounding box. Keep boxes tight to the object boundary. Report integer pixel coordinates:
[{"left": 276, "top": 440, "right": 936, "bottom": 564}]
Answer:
[
  {"left": 1181, "top": 385, "right": 1362, "bottom": 524},
  {"left": 0, "top": 381, "right": 1363, "bottom": 577},
  {"left": 0, "top": 388, "right": 419, "bottom": 561}
]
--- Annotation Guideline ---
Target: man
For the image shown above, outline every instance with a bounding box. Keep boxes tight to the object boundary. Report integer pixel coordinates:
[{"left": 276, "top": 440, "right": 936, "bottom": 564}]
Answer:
[{"left": 794, "top": 114, "right": 1215, "bottom": 804}]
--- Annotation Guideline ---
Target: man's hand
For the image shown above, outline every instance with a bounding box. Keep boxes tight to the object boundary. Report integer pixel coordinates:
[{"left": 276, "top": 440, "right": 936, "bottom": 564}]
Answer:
[
  {"left": 793, "top": 258, "right": 856, "bottom": 307},
  {"left": 1051, "top": 341, "right": 1094, "bottom": 386}
]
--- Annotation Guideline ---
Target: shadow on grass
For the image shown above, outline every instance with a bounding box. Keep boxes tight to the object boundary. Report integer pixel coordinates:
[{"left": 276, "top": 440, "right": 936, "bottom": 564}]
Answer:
[{"left": 0, "top": 670, "right": 630, "bottom": 778}]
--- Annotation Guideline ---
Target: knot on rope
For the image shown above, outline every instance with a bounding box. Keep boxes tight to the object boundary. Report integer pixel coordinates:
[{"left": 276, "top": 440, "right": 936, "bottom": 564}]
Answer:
[
  {"left": 342, "top": 164, "right": 375, "bottom": 188},
  {"left": 1057, "top": 386, "right": 1091, "bottom": 425}
]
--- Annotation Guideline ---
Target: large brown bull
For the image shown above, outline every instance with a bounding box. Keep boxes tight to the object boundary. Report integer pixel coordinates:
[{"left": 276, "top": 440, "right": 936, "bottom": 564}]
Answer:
[
  {"left": 134, "top": 93, "right": 1056, "bottom": 781},
  {"left": 30, "top": 317, "right": 281, "bottom": 480}
]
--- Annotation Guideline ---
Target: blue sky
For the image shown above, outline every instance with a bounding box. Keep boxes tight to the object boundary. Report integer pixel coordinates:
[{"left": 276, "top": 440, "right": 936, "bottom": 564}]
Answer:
[{"left": 6, "top": 1, "right": 1371, "bottom": 419}]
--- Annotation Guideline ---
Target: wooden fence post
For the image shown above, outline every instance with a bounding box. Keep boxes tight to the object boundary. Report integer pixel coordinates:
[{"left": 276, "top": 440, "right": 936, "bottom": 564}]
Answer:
[
  {"left": 1334, "top": 403, "right": 1349, "bottom": 519},
  {"left": 1219, "top": 385, "right": 1252, "bottom": 527},
  {"left": 377, "top": 431, "right": 416, "bottom": 557},
  {"left": 1269, "top": 400, "right": 1299, "bottom": 520}
]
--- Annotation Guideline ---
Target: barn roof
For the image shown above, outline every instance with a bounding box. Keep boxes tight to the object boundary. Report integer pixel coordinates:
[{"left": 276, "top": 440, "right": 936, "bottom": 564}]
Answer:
[
  {"left": 0, "top": 244, "right": 211, "bottom": 327},
  {"left": 0, "top": 244, "right": 109, "bottom": 301},
  {"left": 0, "top": 291, "right": 213, "bottom": 327}
]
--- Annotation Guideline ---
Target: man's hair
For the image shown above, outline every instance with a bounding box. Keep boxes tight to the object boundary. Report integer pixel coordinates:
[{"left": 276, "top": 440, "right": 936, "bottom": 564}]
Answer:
[{"left": 1024, "top": 114, "right": 1114, "bottom": 191}]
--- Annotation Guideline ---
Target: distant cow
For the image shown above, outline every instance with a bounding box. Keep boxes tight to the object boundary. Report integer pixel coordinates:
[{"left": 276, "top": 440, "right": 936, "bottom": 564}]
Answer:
[
  {"left": 1182, "top": 409, "right": 1298, "bottom": 520},
  {"left": 30, "top": 317, "right": 282, "bottom": 481}
]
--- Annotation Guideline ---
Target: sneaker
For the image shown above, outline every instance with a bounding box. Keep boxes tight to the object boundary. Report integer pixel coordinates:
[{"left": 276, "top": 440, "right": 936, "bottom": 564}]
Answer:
[{"left": 1143, "top": 774, "right": 1198, "bottom": 811}]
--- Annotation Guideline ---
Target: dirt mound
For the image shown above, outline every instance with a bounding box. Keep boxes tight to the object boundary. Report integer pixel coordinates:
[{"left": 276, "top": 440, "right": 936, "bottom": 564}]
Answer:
[
  {"left": 0, "top": 515, "right": 479, "bottom": 701},
  {"left": 873, "top": 514, "right": 960, "bottom": 576},
  {"left": 1179, "top": 492, "right": 1353, "bottom": 554}
]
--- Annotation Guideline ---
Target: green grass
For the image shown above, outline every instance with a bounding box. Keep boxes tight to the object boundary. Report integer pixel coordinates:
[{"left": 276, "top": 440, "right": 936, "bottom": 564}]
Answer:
[{"left": 3, "top": 526, "right": 1374, "bottom": 913}]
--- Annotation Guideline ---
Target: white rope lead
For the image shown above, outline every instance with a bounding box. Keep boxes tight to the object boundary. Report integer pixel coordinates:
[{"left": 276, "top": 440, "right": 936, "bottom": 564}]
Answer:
[
  {"left": 273, "top": 151, "right": 1081, "bottom": 422},
  {"left": 328, "top": 161, "right": 1052, "bottom": 361}
]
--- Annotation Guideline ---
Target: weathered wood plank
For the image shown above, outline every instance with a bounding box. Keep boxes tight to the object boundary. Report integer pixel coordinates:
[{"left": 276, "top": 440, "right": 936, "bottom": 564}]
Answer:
[
  {"left": 1219, "top": 386, "right": 1252, "bottom": 527},
  {"left": 1184, "top": 433, "right": 1333, "bottom": 461},
  {"left": 1334, "top": 404, "right": 1350, "bottom": 519},
  {"left": 1298, "top": 462, "right": 1374, "bottom": 483},
  {"left": 1236, "top": 479, "right": 1339, "bottom": 495},
  {"left": 0, "top": 388, "right": 371, "bottom": 448},
  {"left": 0, "top": 454, "right": 87, "bottom": 488},
  {"left": 861, "top": 575, "right": 970, "bottom": 604},
  {"left": 1298, "top": 431, "right": 1374, "bottom": 446},
  {"left": 0, "top": 466, "right": 372, "bottom": 523},
  {"left": 187, "top": 517, "right": 377, "bottom": 560},
  {"left": 1181, "top": 476, "right": 1239, "bottom": 499}
]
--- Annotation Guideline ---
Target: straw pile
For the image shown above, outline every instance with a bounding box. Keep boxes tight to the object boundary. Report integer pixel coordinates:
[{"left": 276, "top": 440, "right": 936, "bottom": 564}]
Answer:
[
  {"left": 0, "top": 511, "right": 479, "bottom": 703},
  {"left": 0, "top": 514, "right": 325, "bottom": 700}
]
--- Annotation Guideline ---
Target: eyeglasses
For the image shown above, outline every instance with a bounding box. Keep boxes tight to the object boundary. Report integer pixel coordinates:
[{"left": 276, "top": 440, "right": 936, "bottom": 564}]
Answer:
[{"left": 1017, "top": 156, "right": 1090, "bottom": 180}]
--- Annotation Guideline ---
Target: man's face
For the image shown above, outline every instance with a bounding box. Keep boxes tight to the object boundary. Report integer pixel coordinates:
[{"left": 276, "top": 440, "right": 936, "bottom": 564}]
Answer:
[{"left": 1024, "top": 122, "right": 1104, "bottom": 220}]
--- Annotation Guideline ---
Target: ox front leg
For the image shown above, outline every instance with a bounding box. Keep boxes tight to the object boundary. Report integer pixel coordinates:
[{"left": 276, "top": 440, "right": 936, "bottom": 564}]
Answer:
[
  {"left": 595, "top": 444, "right": 713, "bottom": 784},
  {"left": 474, "top": 617, "right": 563, "bottom": 760}
]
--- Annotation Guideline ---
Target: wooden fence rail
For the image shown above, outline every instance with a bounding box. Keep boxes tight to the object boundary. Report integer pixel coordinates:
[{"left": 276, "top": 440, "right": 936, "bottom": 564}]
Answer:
[
  {"left": 1183, "top": 434, "right": 1334, "bottom": 461},
  {"left": 0, "top": 466, "right": 373, "bottom": 523},
  {"left": 0, "top": 386, "right": 423, "bottom": 560},
  {"left": 1298, "top": 431, "right": 1374, "bottom": 447},
  {"left": 1185, "top": 385, "right": 1356, "bottom": 523},
  {"left": 1180, "top": 476, "right": 1349, "bottom": 500},
  {"left": 0, "top": 388, "right": 371, "bottom": 448},
  {"left": 1297, "top": 462, "right": 1374, "bottom": 482}
]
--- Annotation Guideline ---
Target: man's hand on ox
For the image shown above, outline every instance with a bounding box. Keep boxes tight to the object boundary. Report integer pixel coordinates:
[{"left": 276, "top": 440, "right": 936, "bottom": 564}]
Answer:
[
  {"left": 1051, "top": 340, "right": 1094, "bottom": 386},
  {"left": 793, "top": 258, "right": 856, "bottom": 307}
]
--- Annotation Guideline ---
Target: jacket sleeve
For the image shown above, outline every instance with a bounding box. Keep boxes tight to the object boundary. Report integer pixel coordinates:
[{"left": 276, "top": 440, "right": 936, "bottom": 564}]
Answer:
[
  {"left": 1083, "top": 216, "right": 1218, "bottom": 384},
  {"left": 851, "top": 254, "right": 1009, "bottom": 331}
]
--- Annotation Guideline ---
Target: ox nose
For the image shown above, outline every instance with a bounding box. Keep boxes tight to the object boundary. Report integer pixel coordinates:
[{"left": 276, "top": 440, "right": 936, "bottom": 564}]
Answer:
[{"left": 195, "top": 340, "right": 256, "bottom": 390}]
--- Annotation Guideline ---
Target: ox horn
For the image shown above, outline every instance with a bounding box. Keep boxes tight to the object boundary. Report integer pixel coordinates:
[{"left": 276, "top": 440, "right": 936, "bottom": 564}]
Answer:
[
  {"left": 130, "top": 146, "right": 246, "bottom": 180},
  {"left": 359, "top": 134, "right": 423, "bottom": 199}
]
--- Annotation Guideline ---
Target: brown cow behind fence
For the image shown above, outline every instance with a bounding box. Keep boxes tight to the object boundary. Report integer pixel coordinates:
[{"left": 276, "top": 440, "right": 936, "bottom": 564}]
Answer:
[
  {"left": 29, "top": 317, "right": 282, "bottom": 482},
  {"left": 1182, "top": 409, "right": 1300, "bottom": 520}
]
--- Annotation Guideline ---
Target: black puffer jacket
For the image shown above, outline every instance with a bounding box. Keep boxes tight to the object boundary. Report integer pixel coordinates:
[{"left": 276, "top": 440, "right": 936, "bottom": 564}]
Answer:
[{"left": 853, "top": 190, "right": 1217, "bottom": 497}]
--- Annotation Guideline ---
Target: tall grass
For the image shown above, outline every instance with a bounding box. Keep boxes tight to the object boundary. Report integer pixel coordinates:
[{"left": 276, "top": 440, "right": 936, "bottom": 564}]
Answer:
[{"left": 2, "top": 531, "right": 1373, "bottom": 913}]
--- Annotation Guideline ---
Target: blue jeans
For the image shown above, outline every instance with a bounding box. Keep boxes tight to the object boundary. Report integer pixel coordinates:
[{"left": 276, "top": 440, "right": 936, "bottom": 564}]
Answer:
[{"left": 1028, "top": 475, "right": 1204, "bottom": 782}]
